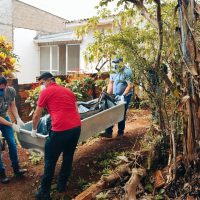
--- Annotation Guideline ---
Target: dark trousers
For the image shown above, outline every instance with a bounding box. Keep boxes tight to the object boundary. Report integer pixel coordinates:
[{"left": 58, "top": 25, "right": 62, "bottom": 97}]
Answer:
[
  {"left": 106, "top": 94, "right": 132, "bottom": 135},
  {"left": 40, "top": 126, "right": 81, "bottom": 192}
]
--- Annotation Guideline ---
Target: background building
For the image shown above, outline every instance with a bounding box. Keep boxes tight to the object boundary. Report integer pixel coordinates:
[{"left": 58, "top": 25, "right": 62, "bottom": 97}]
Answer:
[{"left": 0, "top": 0, "right": 112, "bottom": 83}]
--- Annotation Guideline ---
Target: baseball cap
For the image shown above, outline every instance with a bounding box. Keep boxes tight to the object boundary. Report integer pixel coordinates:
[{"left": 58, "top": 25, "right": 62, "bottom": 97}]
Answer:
[{"left": 38, "top": 72, "right": 54, "bottom": 81}]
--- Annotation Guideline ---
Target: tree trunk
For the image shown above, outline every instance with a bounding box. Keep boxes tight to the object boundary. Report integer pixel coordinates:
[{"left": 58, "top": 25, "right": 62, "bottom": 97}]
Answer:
[{"left": 178, "top": 0, "right": 200, "bottom": 164}]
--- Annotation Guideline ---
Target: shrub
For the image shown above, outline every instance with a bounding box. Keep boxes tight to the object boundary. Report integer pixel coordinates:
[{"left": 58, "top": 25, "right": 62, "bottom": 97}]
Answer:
[{"left": 0, "top": 35, "right": 18, "bottom": 77}]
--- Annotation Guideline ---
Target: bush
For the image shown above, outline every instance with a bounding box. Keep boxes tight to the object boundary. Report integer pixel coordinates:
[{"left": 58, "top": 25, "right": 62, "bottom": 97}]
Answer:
[
  {"left": 0, "top": 35, "right": 18, "bottom": 77},
  {"left": 25, "top": 76, "right": 105, "bottom": 116}
]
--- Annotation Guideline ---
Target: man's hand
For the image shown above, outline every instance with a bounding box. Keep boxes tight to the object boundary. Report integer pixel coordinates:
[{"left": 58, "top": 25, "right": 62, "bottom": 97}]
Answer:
[
  {"left": 120, "top": 95, "right": 125, "bottom": 102},
  {"left": 16, "top": 118, "right": 25, "bottom": 127},
  {"left": 115, "top": 95, "right": 125, "bottom": 102},
  {"left": 115, "top": 95, "right": 121, "bottom": 101},
  {"left": 12, "top": 123, "right": 20, "bottom": 133},
  {"left": 31, "top": 129, "right": 37, "bottom": 138}
]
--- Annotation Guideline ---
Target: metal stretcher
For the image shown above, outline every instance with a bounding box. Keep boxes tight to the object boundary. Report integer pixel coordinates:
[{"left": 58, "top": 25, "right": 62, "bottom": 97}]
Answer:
[{"left": 17, "top": 101, "right": 125, "bottom": 152}]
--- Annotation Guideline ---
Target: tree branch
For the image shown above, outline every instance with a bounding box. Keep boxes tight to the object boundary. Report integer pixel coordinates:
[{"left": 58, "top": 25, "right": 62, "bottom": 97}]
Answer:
[
  {"left": 126, "top": 0, "right": 158, "bottom": 28},
  {"left": 95, "top": 59, "right": 109, "bottom": 71}
]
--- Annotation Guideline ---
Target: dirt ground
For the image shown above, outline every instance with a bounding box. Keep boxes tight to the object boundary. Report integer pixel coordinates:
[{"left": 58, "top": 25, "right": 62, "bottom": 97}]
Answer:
[{"left": 0, "top": 109, "right": 151, "bottom": 200}]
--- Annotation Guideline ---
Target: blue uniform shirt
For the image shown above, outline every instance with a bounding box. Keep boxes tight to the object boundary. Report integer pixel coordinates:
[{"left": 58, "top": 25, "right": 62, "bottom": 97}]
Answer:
[{"left": 110, "top": 66, "right": 133, "bottom": 95}]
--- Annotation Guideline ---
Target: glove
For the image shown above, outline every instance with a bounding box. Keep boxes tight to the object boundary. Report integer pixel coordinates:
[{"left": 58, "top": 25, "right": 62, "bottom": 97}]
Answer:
[
  {"left": 31, "top": 129, "right": 37, "bottom": 138},
  {"left": 115, "top": 95, "right": 126, "bottom": 102},
  {"left": 120, "top": 95, "right": 125, "bottom": 102},
  {"left": 16, "top": 117, "right": 25, "bottom": 127},
  {"left": 12, "top": 123, "right": 20, "bottom": 133},
  {"left": 115, "top": 95, "right": 121, "bottom": 101}
]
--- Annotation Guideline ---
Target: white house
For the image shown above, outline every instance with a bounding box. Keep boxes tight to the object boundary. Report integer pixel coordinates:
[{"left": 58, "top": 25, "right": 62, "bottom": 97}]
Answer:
[{"left": 0, "top": 0, "right": 113, "bottom": 84}]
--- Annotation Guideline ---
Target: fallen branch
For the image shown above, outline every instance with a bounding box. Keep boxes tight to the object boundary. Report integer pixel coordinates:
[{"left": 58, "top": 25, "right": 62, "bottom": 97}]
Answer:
[
  {"left": 124, "top": 168, "right": 147, "bottom": 200},
  {"left": 74, "top": 163, "right": 131, "bottom": 200}
]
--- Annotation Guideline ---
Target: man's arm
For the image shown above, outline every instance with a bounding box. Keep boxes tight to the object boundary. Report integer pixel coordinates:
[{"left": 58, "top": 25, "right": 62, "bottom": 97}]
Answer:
[
  {"left": 0, "top": 116, "right": 12, "bottom": 127},
  {"left": 107, "top": 80, "right": 113, "bottom": 95},
  {"left": 32, "top": 106, "right": 44, "bottom": 130},
  {"left": 9, "top": 99, "right": 20, "bottom": 120},
  {"left": 123, "top": 82, "right": 133, "bottom": 96}
]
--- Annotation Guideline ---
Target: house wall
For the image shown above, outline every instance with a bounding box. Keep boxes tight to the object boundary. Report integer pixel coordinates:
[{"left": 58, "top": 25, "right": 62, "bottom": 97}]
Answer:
[
  {"left": 65, "top": 21, "right": 113, "bottom": 73},
  {"left": 78, "top": 26, "right": 112, "bottom": 73},
  {"left": 13, "top": 0, "right": 66, "bottom": 33},
  {"left": 79, "top": 31, "right": 96, "bottom": 73},
  {"left": 0, "top": 0, "right": 13, "bottom": 41},
  {"left": 14, "top": 28, "right": 40, "bottom": 84},
  {"left": 67, "top": 45, "right": 80, "bottom": 71},
  {"left": 11, "top": 0, "right": 67, "bottom": 83}
]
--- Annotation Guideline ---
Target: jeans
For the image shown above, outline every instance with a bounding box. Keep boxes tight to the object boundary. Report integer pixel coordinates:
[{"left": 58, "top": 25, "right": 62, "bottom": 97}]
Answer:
[
  {"left": 0, "top": 116, "right": 19, "bottom": 173},
  {"left": 106, "top": 94, "right": 132, "bottom": 135},
  {"left": 40, "top": 126, "right": 81, "bottom": 192}
]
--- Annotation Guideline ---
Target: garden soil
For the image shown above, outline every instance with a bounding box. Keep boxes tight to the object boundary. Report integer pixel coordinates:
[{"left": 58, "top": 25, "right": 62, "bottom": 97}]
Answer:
[{"left": 0, "top": 109, "right": 150, "bottom": 200}]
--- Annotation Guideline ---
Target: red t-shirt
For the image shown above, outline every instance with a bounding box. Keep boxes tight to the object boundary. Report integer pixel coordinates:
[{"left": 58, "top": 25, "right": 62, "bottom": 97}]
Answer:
[{"left": 37, "top": 82, "right": 81, "bottom": 131}]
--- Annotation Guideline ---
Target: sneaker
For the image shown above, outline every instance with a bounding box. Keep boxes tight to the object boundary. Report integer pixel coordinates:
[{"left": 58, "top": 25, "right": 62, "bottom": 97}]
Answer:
[
  {"left": 0, "top": 172, "right": 10, "bottom": 184},
  {"left": 35, "top": 188, "right": 51, "bottom": 200},
  {"left": 14, "top": 168, "right": 27, "bottom": 177}
]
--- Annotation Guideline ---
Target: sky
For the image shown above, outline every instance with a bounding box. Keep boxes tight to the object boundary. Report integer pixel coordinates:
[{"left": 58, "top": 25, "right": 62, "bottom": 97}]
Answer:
[{"left": 20, "top": 0, "right": 116, "bottom": 20}]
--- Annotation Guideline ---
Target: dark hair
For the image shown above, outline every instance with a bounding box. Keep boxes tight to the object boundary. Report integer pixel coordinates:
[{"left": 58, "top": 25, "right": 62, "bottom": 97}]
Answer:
[
  {"left": 0, "top": 76, "right": 7, "bottom": 85},
  {"left": 38, "top": 72, "right": 55, "bottom": 81}
]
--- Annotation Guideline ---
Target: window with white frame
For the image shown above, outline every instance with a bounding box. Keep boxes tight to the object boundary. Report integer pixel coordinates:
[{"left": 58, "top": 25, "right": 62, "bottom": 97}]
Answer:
[{"left": 40, "top": 46, "right": 59, "bottom": 75}]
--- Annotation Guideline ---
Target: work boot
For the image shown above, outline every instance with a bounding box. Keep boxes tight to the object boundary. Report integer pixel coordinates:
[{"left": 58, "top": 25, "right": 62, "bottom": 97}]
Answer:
[
  {"left": 14, "top": 168, "right": 27, "bottom": 177},
  {"left": 35, "top": 188, "right": 51, "bottom": 200},
  {"left": 0, "top": 172, "right": 10, "bottom": 184}
]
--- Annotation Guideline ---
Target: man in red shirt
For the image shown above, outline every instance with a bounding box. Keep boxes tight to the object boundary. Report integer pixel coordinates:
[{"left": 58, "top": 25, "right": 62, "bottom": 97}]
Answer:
[{"left": 32, "top": 72, "right": 81, "bottom": 200}]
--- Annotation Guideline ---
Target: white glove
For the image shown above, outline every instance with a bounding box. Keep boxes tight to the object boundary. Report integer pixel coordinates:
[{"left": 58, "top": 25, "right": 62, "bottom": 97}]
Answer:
[
  {"left": 12, "top": 123, "right": 20, "bottom": 133},
  {"left": 120, "top": 95, "right": 125, "bottom": 102},
  {"left": 115, "top": 95, "right": 126, "bottom": 102},
  {"left": 31, "top": 129, "right": 37, "bottom": 138},
  {"left": 0, "top": 130, "right": 3, "bottom": 139},
  {"left": 16, "top": 118, "right": 25, "bottom": 127},
  {"left": 115, "top": 95, "right": 121, "bottom": 101}
]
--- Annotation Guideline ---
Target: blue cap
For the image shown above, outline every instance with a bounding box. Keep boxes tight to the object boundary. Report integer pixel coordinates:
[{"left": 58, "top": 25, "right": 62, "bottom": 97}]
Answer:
[{"left": 112, "top": 57, "right": 123, "bottom": 63}]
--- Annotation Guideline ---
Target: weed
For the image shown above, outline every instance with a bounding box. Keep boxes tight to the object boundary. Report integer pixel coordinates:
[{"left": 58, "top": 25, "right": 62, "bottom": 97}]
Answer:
[
  {"left": 96, "top": 191, "right": 108, "bottom": 200},
  {"left": 89, "top": 168, "right": 96, "bottom": 175},
  {"left": 28, "top": 150, "right": 43, "bottom": 165},
  {"left": 77, "top": 177, "right": 91, "bottom": 191},
  {"left": 101, "top": 167, "right": 113, "bottom": 175}
]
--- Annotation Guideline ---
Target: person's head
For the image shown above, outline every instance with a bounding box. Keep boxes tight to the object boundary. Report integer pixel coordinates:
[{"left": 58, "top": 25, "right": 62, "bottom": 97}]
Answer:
[
  {"left": 38, "top": 72, "right": 55, "bottom": 89},
  {"left": 112, "top": 57, "right": 123, "bottom": 64},
  {"left": 112, "top": 57, "right": 123, "bottom": 70},
  {"left": 0, "top": 76, "right": 7, "bottom": 96},
  {"left": 0, "top": 76, "right": 7, "bottom": 89}
]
